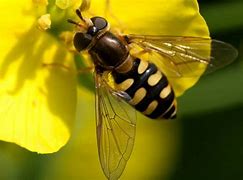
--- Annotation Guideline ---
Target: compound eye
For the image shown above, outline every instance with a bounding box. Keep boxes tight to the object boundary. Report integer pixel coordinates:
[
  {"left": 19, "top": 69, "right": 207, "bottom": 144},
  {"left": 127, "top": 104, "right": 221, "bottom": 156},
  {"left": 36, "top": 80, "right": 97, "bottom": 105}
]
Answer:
[
  {"left": 90, "top": 17, "right": 108, "bottom": 31},
  {"left": 87, "top": 26, "right": 98, "bottom": 36},
  {"left": 73, "top": 32, "right": 92, "bottom": 52}
]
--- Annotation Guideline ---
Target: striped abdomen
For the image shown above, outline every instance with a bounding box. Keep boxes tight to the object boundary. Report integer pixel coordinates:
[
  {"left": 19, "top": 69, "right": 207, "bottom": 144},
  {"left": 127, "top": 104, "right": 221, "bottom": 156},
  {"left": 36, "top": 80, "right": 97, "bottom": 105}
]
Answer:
[{"left": 112, "top": 58, "right": 177, "bottom": 119}]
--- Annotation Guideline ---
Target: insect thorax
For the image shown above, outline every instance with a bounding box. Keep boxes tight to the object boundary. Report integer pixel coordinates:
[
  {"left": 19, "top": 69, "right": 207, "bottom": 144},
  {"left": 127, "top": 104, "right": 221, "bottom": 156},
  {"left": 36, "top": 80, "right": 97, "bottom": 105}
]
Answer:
[{"left": 89, "top": 31, "right": 129, "bottom": 69}]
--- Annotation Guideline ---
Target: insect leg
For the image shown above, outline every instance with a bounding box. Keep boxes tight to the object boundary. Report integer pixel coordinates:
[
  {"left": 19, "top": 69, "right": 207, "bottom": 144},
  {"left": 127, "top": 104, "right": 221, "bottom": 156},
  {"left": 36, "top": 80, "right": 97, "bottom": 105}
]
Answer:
[
  {"left": 76, "top": 66, "right": 94, "bottom": 74},
  {"left": 42, "top": 63, "right": 72, "bottom": 72}
]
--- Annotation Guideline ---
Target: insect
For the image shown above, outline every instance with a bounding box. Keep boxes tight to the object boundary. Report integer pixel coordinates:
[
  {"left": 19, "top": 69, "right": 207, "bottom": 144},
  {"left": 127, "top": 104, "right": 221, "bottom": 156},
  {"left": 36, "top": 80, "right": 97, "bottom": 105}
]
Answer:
[{"left": 68, "top": 7, "right": 238, "bottom": 180}]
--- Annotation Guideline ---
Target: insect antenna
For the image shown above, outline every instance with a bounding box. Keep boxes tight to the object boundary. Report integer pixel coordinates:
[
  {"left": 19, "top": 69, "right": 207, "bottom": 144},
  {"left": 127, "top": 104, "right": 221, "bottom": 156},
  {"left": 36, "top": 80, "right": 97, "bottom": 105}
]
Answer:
[
  {"left": 76, "top": 9, "right": 85, "bottom": 22},
  {"left": 67, "top": 19, "right": 80, "bottom": 26},
  {"left": 67, "top": 9, "right": 89, "bottom": 29}
]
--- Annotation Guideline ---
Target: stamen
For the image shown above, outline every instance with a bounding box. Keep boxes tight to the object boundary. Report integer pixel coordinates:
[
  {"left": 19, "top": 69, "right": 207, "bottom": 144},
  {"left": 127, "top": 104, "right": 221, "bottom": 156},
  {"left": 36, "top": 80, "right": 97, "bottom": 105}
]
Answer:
[
  {"left": 80, "top": 0, "right": 91, "bottom": 11},
  {"left": 37, "top": 14, "right": 51, "bottom": 31}
]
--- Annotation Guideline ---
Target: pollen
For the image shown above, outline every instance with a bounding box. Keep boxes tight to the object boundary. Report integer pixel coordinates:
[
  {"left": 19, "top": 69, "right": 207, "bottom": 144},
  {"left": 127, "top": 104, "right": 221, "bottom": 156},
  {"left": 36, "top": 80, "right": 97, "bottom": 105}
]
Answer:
[{"left": 37, "top": 14, "right": 51, "bottom": 31}]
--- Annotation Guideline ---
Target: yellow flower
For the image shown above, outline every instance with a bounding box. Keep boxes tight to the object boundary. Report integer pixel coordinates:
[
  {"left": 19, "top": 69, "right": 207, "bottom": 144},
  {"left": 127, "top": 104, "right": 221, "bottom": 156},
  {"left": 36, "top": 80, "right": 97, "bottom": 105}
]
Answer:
[
  {"left": 0, "top": 0, "right": 209, "bottom": 156},
  {"left": 0, "top": 0, "right": 77, "bottom": 153}
]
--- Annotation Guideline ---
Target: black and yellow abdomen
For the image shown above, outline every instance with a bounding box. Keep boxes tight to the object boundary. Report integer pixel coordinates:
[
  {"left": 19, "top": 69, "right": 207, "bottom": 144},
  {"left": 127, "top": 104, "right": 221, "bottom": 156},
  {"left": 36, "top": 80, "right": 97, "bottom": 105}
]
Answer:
[{"left": 112, "top": 58, "right": 177, "bottom": 119}]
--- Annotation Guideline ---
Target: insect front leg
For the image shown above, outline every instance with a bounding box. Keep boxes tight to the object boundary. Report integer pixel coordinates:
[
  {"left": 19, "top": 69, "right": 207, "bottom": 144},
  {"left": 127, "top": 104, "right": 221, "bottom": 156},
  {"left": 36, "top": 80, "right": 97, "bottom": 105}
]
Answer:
[
  {"left": 42, "top": 63, "right": 72, "bottom": 72},
  {"left": 76, "top": 66, "right": 94, "bottom": 74}
]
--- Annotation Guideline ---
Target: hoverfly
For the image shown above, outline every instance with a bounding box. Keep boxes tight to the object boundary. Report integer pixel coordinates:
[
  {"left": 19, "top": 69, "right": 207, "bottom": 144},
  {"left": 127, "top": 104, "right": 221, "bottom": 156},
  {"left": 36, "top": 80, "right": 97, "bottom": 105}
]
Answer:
[{"left": 68, "top": 3, "right": 238, "bottom": 179}]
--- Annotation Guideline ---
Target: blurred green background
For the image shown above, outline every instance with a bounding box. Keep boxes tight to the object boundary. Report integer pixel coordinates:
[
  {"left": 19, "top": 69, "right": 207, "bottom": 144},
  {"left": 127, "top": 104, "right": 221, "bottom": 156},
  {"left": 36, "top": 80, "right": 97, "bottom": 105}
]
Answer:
[
  {"left": 171, "top": 0, "right": 243, "bottom": 179},
  {"left": 0, "top": 0, "right": 243, "bottom": 179}
]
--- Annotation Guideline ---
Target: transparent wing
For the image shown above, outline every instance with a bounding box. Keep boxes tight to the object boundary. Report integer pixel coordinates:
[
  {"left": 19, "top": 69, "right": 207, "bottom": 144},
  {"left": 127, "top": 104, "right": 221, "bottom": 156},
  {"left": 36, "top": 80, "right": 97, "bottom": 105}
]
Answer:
[
  {"left": 95, "top": 72, "right": 136, "bottom": 180},
  {"left": 127, "top": 35, "right": 238, "bottom": 77}
]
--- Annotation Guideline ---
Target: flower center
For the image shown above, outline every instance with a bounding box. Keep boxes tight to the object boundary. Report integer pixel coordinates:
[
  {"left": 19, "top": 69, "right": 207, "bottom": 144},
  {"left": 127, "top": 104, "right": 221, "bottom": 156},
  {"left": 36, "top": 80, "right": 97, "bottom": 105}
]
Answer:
[{"left": 34, "top": 0, "right": 81, "bottom": 51}]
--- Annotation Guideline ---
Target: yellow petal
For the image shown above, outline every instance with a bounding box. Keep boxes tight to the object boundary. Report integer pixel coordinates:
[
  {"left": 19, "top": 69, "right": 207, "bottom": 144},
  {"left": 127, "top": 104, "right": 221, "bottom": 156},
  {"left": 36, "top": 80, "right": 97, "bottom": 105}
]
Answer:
[
  {"left": 0, "top": 1, "right": 76, "bottom": 153},
  {"left": 86, "top": 0, "right": 209, "bottom": 96},
  {"left": 33, "top": 0, "right": 49, "bottom": 6},
  {"left": 88, "top": 0, "right": 207, "bottom": 35}
]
